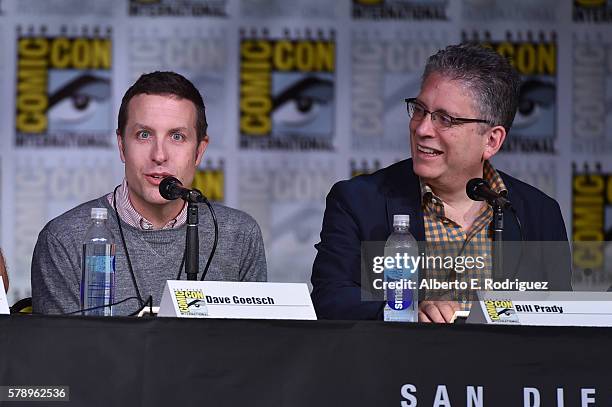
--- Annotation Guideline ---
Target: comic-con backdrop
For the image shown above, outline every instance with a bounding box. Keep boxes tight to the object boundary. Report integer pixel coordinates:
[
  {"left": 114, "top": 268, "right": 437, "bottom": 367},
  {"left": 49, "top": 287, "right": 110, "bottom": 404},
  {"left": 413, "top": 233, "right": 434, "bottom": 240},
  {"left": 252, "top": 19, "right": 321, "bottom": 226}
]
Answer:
[{"left": 1, "top": 0, "right": 611, "bottom": 304}]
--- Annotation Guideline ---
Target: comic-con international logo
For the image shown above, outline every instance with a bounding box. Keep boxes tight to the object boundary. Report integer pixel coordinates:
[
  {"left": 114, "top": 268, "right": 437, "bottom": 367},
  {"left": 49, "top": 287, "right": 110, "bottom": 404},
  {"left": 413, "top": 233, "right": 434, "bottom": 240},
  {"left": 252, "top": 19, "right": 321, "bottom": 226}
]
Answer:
[
  {"left": 352, "top": 0, "right": 448, "bottom": 20},
  {"left": 174, "top": 289, "right": 208, "bottom": 316},
  {"left": 572, "top": 163, "right": 611, "bottom": 285},
  {"left": 193, "top": 159, "right": 225, "bottom": 203},
  {"left": 573, "top": 0, "right": 612, "bottom": 22},
  {"left": 15, "top": 26, "right": 112, "bottom": 148},
  {"left": 129, "top": 0, "right": 227, "bottom": 17},
  {"left": 484, "top": 300, "right": 519, "bottom": 323},
  {"left": 464, "top": 31, "right": 557, "bottom": 154},
  {"left": 239, "top": 29, "right": 335, "bottom": 150}
]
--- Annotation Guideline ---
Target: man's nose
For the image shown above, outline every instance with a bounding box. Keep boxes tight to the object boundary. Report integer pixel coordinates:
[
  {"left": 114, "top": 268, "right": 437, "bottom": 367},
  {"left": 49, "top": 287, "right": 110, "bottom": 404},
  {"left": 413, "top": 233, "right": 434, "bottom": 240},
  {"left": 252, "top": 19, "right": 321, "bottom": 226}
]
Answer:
[
  {"left": 412, "top": 113, "right": 436, "bottom": 137},
  {"left": 151, "top": 138, "right": 168, "bottom": 164}
]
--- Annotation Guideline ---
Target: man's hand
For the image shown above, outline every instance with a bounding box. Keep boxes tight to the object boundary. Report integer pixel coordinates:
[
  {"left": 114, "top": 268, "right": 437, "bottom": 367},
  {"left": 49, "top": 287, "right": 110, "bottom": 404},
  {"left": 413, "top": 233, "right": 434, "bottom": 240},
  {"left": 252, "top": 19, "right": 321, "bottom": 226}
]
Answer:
[{"left": 418, "top": 300, "right": 460, "bottom": 323}]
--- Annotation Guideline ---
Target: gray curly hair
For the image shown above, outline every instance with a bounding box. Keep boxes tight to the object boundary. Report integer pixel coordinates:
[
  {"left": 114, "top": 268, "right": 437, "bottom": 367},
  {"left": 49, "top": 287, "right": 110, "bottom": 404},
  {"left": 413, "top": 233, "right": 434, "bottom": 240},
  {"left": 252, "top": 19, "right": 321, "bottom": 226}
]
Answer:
[{"left": 423, "top": 43, "right": 521, "bottom": 132}]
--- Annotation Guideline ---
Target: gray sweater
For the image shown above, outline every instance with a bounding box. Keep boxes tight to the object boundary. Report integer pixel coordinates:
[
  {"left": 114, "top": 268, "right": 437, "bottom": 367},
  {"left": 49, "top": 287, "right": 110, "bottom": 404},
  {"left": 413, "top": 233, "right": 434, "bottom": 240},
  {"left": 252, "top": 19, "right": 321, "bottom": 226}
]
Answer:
[{"left": 31, "top": 196, "right": 267, "bottom": 315}]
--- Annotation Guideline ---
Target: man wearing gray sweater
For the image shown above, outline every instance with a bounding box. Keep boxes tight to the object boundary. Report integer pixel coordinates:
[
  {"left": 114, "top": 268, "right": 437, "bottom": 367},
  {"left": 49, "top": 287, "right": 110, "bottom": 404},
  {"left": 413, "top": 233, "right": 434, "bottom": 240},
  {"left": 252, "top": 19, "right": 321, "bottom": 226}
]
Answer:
[{"left": 31, "top": 71, "right": 267, "bottom": 316}]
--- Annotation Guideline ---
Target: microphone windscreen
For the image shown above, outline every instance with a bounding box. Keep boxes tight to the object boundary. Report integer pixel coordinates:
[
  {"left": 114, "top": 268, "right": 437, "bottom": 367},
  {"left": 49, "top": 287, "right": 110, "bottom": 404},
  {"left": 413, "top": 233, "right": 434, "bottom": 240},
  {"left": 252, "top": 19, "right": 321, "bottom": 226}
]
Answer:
[
  {"left": 466, "top": 178, "right": 487, "bottom": 201},
  {"left": 159, "top": 177, "right": 183, "bottom": 200}
]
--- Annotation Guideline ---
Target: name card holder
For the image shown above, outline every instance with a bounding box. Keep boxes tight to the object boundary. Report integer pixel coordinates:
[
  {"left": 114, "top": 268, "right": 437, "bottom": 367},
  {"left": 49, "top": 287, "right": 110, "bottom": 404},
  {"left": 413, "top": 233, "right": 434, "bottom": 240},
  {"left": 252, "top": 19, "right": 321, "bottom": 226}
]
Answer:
[
  {"left": 158, "top": 280, "right": 317, "bottom": 320},
  {"left": 467, "top": 291, "right": 612, "bottom": 327}
]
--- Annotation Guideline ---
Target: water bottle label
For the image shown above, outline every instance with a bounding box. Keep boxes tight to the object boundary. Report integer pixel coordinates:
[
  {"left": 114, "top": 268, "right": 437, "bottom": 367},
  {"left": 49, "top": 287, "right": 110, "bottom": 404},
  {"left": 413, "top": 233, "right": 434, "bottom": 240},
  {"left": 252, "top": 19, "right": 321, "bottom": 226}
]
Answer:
[
  {"left": 384, "top": 267, "right": 415, "bottom": 310},
  {"left": 85, "top": 255, "right": 115, "bottom": 273},
  {"left": 386, "top": 283, "right": 413, "bottom": 310}
]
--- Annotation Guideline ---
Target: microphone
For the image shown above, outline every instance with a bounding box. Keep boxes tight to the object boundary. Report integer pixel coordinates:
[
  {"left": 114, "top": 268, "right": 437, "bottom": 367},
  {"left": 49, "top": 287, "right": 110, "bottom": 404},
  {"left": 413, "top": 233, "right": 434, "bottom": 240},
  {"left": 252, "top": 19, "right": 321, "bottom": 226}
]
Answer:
[
  {"left": 159, "top": 176, "right": 204, "bottom": 203},
  {"left": 466, "top": 178, "right": 512, "bottom": 209},
  {"left": 159, "top": 176, "right": 219, "bottom": 282}
]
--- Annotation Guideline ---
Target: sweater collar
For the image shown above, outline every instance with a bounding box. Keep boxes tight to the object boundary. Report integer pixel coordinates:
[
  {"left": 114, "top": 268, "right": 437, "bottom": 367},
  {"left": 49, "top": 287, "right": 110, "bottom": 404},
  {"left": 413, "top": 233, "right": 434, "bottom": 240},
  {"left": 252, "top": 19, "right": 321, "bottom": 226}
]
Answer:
[{"left": 106, "top": 179, "right": 187, "bottom": 230}]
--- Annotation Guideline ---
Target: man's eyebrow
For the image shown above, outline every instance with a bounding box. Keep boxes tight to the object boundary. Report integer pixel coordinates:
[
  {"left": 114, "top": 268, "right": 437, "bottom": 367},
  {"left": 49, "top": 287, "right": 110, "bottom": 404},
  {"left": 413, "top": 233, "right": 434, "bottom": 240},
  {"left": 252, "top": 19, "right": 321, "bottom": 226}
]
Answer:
[
  {"left": 133, "top": 123, "right": 153, "bottom": 131},
  {"left": 167, "top": 127, "right": 190, "bottom": 133},
  {"left": 131, "top": 125, "right": 191, "bottom": 133}
]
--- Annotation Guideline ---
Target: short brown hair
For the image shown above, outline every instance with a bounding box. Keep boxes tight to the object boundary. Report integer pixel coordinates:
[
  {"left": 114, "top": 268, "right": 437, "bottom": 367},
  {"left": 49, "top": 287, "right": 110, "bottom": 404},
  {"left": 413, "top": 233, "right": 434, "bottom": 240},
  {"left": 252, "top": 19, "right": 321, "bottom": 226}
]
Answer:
[{"left": 117, "top": 71, "right": 208, "bottom": 144}]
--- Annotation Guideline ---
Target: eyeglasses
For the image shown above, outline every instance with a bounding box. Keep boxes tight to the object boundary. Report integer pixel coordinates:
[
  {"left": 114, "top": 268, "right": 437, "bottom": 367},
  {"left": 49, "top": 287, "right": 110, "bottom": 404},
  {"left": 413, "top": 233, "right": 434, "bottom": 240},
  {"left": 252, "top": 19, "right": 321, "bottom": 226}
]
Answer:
[{"left": 405, "top": 98, "right": 492, "bottom": 129}]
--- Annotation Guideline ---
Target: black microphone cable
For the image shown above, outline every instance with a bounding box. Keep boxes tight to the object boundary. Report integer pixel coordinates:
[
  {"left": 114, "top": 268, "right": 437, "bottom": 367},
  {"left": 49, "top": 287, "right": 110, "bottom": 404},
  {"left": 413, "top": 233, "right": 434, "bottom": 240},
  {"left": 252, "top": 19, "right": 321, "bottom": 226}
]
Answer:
[
  {"left": 199, "top": 197, "right": 218, "bottom": 281},
  {"left": 461, "top": 179, "right": 526, "bottom": 288},
  {"left": 22, "top": 296, "right": 143, "bottom": 316},
  {"left": 509, "top": 206, "right": 525, "bottom": 274},
  {"left": 64, "top": 296, "right": 142, "bottom": 316},
  {"left": 159, "top": 177, "right": 219, "bottom": 281},
  {"left": 173, "top": 197, "right": 218, "bottom": 281},
  {"left": 72, "top": 182, "right": 219, "bottom": 316},
  {"left": 113, "top": 185, "right": 144, "bottom": 309},
  {"left": 67, "top": 186, "right": 148, "bottom": 317},
  {"left": 128, "top": 295, "right": 154, "bottom": 317}
]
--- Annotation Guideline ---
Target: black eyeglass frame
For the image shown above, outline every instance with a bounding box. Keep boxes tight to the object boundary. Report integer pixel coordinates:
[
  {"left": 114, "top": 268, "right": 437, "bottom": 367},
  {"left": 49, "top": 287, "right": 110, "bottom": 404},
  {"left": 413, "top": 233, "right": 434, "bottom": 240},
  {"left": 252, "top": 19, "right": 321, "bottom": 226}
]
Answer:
[{"left": 405, "top": 98, "right": 493, "bottom": 128}]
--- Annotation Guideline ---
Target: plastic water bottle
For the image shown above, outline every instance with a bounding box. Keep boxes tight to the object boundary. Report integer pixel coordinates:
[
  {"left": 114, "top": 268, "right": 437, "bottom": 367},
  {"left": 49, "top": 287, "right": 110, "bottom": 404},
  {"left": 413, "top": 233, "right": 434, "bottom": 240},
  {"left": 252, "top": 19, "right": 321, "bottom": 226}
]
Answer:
[
  {"left": 384, "top": 214, "right": 419, "bottom": 322},
  {"left": 80, "top": 208, "right": 116, "bottom": 316}
]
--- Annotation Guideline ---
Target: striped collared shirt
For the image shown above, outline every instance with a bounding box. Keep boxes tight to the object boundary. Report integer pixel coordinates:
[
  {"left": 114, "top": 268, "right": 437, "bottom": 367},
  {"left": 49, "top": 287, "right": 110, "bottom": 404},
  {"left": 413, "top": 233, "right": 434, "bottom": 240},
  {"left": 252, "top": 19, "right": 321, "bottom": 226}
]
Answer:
[
  {"left": 420, "top": 161, "right": 507, "bottom": 309},
  {"left": 106, "top": 179, "right": 187, "bottom": 230}
]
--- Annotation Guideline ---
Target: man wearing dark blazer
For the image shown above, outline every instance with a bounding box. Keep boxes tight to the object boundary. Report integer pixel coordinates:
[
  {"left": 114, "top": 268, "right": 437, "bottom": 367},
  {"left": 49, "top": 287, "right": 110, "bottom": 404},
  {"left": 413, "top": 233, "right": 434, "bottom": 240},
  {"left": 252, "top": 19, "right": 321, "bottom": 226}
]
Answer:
[{"left": 311, "top": 44, "right": 571, "bottom": 321}]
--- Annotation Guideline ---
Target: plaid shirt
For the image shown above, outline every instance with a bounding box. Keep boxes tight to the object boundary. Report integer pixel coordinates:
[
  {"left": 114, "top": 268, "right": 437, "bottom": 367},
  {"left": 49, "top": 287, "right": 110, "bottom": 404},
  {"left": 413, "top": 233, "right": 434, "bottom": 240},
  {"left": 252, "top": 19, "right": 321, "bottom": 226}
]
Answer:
[
  {"left": 106, "top": 178, "right": 187, "bottom": 230},
  {"left": 420, "top": 161, "right": 507, "bottom": 310}
]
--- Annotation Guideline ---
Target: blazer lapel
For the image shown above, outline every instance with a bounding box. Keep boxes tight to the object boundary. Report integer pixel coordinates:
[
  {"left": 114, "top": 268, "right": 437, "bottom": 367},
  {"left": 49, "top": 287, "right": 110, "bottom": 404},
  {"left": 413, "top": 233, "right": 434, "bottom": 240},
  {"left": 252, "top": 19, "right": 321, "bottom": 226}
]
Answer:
[
  {"left": 500, "top": 174, "right": 523, "bottom": 280},
  {"left": 383, "top": 159, "right": 425, "bottom": 241},
  {"left": 381, "top": 165, "right": 525, "bottom": 282}
]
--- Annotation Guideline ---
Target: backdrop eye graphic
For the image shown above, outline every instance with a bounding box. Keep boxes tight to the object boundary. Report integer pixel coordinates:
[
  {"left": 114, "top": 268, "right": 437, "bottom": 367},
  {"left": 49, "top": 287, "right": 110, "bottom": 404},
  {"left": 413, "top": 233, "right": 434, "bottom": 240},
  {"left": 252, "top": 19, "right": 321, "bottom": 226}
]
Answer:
[
  {"left": 187, "top": 299, "right": 206, "bottom": 309},
  {"left": 48, "top": 73, "right": 111, "bottom": 125},
  {"left": 513, "top": 79, "right": 555, "bottom": 129},
  {"left": 272, "top": 76, "right": 333, "bottom": 127}
]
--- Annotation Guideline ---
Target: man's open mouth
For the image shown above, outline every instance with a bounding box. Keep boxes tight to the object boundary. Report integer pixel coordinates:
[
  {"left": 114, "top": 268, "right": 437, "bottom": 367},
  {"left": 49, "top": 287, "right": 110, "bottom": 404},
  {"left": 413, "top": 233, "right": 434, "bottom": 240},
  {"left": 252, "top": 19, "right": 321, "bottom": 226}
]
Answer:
[{"left": 417, "top": 145, "right": 443, "bottom": 156}]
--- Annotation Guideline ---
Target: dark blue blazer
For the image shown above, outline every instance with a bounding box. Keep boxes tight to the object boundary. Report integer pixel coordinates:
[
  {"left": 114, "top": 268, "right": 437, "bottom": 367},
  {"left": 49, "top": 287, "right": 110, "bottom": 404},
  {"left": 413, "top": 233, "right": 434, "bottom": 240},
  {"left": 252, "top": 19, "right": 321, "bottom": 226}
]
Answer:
[{"left": 311, "top": 159, "right": 571, "bottom": 320}]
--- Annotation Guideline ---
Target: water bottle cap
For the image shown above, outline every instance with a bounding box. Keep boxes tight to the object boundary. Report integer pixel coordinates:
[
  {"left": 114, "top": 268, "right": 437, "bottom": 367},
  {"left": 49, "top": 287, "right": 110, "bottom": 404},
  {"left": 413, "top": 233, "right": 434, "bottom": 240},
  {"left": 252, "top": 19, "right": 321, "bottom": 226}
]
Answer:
[
  {"left": 91, "top": 207, "right": 108, "bottom": 220},
  {"left": 393, "top": 214, "right": 410, "bottom": 226}
]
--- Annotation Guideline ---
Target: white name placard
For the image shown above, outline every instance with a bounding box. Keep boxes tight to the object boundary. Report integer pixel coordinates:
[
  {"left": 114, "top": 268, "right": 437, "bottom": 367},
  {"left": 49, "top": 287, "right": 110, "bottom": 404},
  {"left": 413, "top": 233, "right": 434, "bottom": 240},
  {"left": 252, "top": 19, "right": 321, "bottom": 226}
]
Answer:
[
  {"left": 158, "top": 280, "right": 316, "bottom": 320},
  {"left": 0, "top": 288, "right": 9, "bottom": 315},
  {"left": 467, "top": 291, "right": 612, "bottom": 327}
]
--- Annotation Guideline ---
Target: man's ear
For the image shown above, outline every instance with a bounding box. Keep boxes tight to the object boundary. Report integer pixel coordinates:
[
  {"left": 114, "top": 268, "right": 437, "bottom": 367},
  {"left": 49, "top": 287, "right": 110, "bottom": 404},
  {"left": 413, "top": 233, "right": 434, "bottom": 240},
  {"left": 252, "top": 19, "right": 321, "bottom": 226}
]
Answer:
[
  {"left": 195, "top": 135, "right": 209, "bottom": 167},
  {"left": 116, "top": 129, "right": 126, "bottom": 163},
  {"left": 482, "top": 125, "right": 506, "bottom": 161}
]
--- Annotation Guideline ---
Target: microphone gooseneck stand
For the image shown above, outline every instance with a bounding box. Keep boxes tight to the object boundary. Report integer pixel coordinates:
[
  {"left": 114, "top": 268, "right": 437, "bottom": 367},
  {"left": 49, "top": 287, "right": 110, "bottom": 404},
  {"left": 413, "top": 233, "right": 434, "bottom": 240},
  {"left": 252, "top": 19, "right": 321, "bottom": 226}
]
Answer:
[
  {"left": 159, "top": 177, "right": 219, "bottom": 282},
  {"left": 466, "top": 178, "right": 511, "bottom": 282},
  {"left": 492, "top": 203, "right": 504, "bottom": 282},
  {"left": 183, "top": 189, "right": 217, "bottom": 282},
  {"left": 185, "top": 199, "right": 200, "bottom": 281}
]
